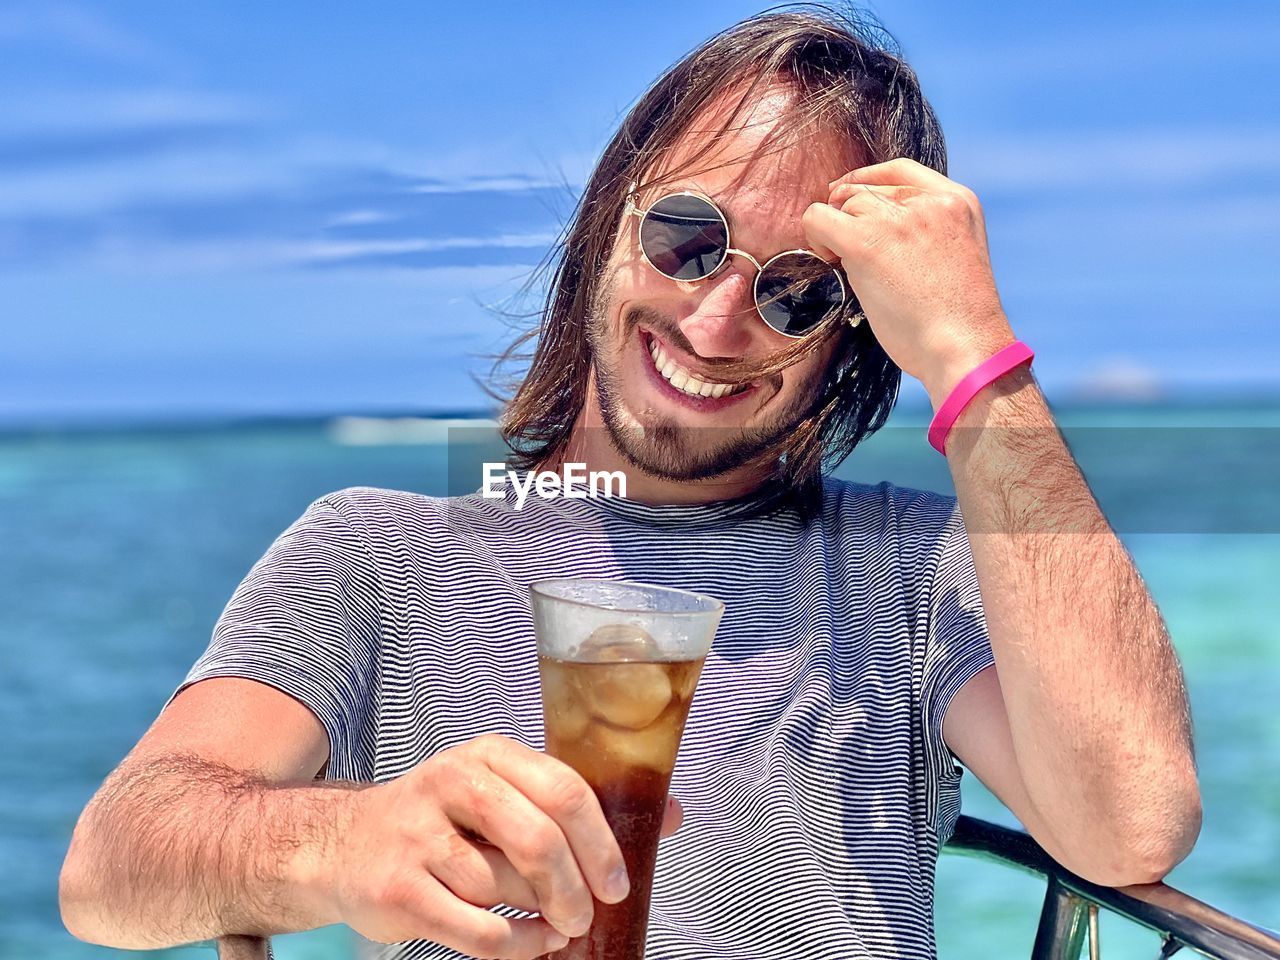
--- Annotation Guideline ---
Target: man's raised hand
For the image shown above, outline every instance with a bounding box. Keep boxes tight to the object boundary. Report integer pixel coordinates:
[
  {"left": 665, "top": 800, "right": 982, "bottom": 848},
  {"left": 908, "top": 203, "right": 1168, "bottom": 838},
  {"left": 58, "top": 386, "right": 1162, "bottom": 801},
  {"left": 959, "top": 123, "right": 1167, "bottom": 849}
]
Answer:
[{"left": 803, "top": 156, "right": 1017, "bottom": 405}]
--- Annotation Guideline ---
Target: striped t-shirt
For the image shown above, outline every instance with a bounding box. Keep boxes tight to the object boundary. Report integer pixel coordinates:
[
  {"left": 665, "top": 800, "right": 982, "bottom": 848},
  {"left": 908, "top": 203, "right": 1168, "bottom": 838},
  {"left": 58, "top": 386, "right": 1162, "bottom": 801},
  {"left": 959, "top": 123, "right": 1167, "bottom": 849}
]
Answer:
[{"left": 181, "top": 475, "right": 994, "bottom": 959}]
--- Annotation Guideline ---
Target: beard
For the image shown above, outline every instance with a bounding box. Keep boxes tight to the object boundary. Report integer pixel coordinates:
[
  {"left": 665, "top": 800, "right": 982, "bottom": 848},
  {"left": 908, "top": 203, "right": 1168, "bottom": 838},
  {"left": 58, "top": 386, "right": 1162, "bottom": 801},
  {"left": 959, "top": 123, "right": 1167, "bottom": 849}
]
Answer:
[{"left": 586, "top": 301, "right": 821, "bottom": 482}]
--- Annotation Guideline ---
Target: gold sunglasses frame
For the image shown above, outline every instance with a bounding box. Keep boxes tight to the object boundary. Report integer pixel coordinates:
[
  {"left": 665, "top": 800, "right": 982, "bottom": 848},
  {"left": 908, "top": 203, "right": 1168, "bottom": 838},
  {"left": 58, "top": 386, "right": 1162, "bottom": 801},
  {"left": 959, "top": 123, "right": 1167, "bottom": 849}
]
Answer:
[{"left": 623, "top": 181, "right": 861, "bottom": 338}]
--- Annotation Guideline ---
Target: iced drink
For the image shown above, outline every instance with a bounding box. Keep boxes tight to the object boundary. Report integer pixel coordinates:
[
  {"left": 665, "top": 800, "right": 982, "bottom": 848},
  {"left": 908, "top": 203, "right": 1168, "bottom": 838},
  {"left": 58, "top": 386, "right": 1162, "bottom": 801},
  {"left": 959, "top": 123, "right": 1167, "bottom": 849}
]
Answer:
[{"left": 529, "top": 582, "right": 723, "bottom": 960}]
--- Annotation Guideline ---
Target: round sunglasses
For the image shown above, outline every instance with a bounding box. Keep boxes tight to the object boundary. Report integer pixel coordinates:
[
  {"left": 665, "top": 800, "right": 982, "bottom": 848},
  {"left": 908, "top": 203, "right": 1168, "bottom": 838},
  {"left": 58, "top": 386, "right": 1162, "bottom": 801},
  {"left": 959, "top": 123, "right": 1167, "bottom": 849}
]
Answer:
[{"left": 624, "top": 181, "right": 863, "bottom": 339}]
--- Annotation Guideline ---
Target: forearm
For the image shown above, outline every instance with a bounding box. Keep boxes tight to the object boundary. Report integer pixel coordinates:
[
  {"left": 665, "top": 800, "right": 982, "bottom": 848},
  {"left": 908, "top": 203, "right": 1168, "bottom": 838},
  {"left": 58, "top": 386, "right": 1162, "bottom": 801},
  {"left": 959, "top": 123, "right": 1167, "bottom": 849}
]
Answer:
[
  {"left": 60, "top": 754, "right": 361, "bottom": 949},
  {"left": 943, "top": 366, "right": 1201, "bottom": 873}
]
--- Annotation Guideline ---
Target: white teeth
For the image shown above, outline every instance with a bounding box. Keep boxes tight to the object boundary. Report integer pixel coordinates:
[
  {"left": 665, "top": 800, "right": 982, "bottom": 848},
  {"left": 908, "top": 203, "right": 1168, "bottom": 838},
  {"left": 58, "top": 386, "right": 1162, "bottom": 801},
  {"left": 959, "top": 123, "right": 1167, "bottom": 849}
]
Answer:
[{"left": 645, "top": 335, "right": 743, "bottom": 399}]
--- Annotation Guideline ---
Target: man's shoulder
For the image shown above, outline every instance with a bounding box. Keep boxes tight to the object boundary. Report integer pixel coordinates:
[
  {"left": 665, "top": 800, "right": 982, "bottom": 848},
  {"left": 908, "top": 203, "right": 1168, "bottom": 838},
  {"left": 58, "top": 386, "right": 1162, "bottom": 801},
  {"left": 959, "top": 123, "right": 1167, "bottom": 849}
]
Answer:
[
  {"left": 819, "top": 475, "right": 960, "bottom": 540},
  {"left": 310, "top": 485, "right": 500, "bottom": 526},
  {"left": 313, "top": 484, "right": 436, "bottom": 515}
]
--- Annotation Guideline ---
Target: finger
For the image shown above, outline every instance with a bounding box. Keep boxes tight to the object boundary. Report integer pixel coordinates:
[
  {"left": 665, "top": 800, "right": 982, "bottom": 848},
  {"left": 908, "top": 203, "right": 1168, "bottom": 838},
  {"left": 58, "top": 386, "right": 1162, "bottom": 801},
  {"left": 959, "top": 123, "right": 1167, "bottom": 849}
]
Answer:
[
  {"left": 659, "top": 795, "right": 684, "bottom": 839},
  {"left": 427, "top": 828, "right": 541, "bottom": 913},
  {"left": 802, "top": 202, "right": 868, "bottom": 264},
  {"left": 400, "top": 873, "right": 570, "bottom": 960},
  {"left": 806, "top": 234, "right": 839, "bottom": 262},
  {"left": 836, "top": 189, "right": 911, "bottom": 223},
  {"left": 828, "top": 181, "right": 920, "bottom": 208},
  {"left": 828, "top": 156, "right": 955, "bottom": 192},
  {"left": 440, "top": 765, "right": 594, "bottom": 939},
  {"left": 480, "top": 738, "right": 630, "bottom": 906}
]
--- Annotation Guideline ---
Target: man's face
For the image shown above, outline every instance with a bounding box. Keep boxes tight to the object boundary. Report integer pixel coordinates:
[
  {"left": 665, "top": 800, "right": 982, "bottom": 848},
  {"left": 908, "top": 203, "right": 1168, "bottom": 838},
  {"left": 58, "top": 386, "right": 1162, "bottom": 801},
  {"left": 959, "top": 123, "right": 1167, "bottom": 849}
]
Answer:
[{"left": 586, "top": 85, "right": 859, "bottom": 482}]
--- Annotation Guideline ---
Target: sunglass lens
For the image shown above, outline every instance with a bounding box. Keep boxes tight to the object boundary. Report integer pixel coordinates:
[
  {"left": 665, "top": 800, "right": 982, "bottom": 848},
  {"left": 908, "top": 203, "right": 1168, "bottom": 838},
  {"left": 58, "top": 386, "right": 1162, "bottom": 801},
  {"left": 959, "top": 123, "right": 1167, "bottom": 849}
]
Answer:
[
  {"left": 755, "top": 252, "right": 847, "bottom": 336},
  {"left": 640, "top": 194, "right": 729, "bottom": 280}
]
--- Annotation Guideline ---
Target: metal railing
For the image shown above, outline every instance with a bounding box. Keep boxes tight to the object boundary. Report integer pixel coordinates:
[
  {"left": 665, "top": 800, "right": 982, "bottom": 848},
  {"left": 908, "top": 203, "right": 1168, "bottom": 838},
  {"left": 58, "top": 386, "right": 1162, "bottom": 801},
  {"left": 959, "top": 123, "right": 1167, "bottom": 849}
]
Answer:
[
  {"left": 215, "top": 815, "right": 1280, "bottom": 960},
  {"left": 947, "top": 816, "right": 1280, "bottom": 960}
]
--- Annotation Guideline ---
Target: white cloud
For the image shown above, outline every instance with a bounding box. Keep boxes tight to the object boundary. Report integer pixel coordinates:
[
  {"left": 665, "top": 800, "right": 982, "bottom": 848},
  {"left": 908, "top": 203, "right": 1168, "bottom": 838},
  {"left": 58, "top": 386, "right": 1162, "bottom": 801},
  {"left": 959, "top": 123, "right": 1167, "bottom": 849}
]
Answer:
[
  {"left": 0, "top": 1, "right": 176, "bottom": 72},
  {"left": 922, "top": 16, "right": 1280, "bottom": 87},
  {"left": 0, "top": 0, "right": 192, "bottom": 85},
  {"left": 0, "top": 88, "right": 265, "bottom": 134},
  {"left": 952, "top": 126, "right": 1280, "bottom": 192},
  {"left": 0, "top": 145, "right": 303, "bottom": 217},
  {"left": 410, "top": 176, "right": 574, "bottom": 194},
  {"left": 0, "top": 122, "right": 587, "bottom": 220},
  {"left": 391, "top": 140, "right": 597, "bottom": 193},
  {"left": 292, "top": 232, "right": 559, "bottom": 265},
  {"left": 0, "top": 231, "right": 551, "bottom": 276},
  {"left": 323, "top": 208, "right": 398, "bottom": 227}
]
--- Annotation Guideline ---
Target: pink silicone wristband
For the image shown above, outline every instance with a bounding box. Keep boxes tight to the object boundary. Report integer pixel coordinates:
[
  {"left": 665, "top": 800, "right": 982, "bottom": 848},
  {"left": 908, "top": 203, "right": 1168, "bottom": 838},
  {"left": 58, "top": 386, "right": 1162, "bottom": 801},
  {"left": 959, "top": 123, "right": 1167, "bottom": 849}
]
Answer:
[{"left": 927, "top": 341, "right": 1034, "bottom": 455}]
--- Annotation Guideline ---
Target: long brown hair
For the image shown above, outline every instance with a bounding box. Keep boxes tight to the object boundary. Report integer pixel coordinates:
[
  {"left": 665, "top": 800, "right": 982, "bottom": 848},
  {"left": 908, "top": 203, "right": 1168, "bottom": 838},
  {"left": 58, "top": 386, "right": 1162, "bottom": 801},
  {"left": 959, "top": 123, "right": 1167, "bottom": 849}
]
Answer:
[{"left": 492, "top": 4, "right": 947, "bottom": 515}]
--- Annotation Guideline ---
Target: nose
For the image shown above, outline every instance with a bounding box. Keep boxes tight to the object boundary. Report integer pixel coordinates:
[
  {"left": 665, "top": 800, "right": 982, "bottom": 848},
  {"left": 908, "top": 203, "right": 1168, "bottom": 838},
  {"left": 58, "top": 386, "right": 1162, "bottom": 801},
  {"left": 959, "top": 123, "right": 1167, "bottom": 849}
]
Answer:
[{"left": 678, "top": 263, "right": 757, "bottom": 359}]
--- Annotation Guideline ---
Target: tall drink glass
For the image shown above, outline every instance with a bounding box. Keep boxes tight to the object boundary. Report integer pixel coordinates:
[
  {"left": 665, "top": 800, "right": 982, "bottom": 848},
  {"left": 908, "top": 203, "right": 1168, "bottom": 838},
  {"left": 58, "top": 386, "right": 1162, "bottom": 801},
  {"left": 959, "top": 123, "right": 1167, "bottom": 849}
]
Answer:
[{"left": 529, "top": 579, "right": 724, "bottom": 960}]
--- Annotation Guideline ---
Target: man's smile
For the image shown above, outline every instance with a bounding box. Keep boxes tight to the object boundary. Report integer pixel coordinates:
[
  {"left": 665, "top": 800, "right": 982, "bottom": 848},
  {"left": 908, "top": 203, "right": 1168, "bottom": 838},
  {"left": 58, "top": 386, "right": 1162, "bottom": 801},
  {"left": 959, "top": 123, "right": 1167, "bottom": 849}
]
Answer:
[{"left": 636, "top": 327, "right": 761, "bottom": 413}]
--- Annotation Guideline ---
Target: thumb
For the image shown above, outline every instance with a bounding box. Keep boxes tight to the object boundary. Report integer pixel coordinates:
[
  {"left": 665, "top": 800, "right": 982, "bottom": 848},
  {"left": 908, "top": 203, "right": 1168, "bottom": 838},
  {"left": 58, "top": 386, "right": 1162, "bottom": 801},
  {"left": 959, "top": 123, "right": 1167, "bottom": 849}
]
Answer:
[{"left": 659, "top": 794, "right": 684, "bottom": 838}]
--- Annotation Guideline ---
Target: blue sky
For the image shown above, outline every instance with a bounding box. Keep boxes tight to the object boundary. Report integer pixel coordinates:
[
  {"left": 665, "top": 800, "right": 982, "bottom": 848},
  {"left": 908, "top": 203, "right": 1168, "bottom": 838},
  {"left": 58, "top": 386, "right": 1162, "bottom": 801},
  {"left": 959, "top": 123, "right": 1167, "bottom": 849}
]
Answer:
[{"left": 1, "top": 1, "right": 1278, "bottom": 422}]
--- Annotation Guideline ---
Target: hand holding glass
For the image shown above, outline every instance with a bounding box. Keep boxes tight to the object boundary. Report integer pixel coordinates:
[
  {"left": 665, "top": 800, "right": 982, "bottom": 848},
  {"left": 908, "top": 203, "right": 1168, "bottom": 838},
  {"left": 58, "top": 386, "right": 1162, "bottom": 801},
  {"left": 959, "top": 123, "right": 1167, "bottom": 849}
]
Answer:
[{"left": 530, "top": 579, "right": 724, "bottom": 960}]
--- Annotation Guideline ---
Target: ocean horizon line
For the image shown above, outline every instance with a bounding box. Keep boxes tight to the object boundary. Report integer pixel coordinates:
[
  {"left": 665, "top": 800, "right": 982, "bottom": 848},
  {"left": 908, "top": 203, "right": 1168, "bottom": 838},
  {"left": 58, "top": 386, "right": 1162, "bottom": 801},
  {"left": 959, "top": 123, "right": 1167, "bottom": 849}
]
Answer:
[{"left": 3, "top": 386, "right": 1280, "bottom": 439}]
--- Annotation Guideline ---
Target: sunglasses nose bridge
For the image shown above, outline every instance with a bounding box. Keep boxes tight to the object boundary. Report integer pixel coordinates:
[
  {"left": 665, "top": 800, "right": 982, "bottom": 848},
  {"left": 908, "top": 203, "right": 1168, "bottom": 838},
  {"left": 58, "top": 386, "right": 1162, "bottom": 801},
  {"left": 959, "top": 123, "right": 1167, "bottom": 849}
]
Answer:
[{"left": 723, "top": 246, "right": 763, "bottom": 274}]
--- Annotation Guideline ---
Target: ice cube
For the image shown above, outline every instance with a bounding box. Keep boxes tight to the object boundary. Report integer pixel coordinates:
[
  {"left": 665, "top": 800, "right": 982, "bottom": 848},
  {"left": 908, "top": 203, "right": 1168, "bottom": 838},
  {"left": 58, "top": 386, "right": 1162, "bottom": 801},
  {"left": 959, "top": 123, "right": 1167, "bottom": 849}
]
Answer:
[
  {"left": 580, "top": 662, "right": 672, "bottom": 730},
  {"left": 580, "top": 623, "right": 660, "bottom": 662},
  {"left": 547, "top": 699, "right": 590, "bottom": 741},
  {"left": 588, "top": 722, "right": 676, "bottom": 775},
  {"left": 539, "top": 662, "right": 590, "bottom": 741}
]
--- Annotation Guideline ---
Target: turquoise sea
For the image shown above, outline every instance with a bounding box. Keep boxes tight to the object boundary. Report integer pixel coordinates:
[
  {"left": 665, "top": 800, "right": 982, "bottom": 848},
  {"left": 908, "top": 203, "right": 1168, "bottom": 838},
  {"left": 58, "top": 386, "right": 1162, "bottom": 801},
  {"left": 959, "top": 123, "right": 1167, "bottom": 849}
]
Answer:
[{"left": 2, "top": 406, "right": 1277, "bottom": 959}]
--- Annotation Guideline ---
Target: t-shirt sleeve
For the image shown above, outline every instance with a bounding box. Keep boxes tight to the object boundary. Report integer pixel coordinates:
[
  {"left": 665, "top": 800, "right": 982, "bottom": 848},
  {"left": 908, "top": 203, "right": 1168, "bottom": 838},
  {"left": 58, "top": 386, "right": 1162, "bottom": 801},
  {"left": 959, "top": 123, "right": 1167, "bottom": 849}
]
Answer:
[
  {"left": 920, "top": 502, "right": 995, "bottom": 836},
  {"left": 171, "top": 494, "right": 382, "bottom": 777}
]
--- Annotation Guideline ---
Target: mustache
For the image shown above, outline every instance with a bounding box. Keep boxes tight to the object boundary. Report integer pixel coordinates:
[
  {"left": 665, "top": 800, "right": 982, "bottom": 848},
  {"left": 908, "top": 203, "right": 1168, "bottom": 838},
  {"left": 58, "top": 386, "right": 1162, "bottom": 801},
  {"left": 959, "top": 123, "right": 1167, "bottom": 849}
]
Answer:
[
  {"left": 620, "top": 302, "right": 800, "bottom": 394},
  {"left": 623, "top": 303, "right": 745, "bottom": 369}
]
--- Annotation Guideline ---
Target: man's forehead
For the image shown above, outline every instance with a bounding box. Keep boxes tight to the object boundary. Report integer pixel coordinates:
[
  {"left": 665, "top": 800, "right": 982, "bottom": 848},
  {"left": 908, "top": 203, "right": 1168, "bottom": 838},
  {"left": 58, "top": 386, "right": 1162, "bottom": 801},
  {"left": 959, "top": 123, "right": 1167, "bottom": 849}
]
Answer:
[
  {"left": 646, "top": 86, "right": 859, "bottom": 203},
  {"left": 645, "top": 148, "right": 842, "bottom": 221}
]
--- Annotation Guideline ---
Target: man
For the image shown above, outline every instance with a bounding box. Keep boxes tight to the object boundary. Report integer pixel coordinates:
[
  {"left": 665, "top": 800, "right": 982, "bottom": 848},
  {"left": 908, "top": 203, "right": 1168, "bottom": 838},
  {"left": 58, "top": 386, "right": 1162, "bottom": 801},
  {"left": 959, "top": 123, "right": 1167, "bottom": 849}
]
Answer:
[{"left": 60, "top": 9, "right": 1202, "bottom": 960}]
